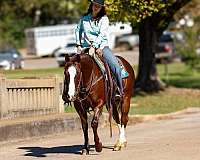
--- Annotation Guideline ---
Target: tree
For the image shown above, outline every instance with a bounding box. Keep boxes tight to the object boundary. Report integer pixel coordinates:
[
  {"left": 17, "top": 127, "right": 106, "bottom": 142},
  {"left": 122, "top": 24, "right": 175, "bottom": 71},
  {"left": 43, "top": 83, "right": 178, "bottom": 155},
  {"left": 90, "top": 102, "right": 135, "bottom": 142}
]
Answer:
[
  {"left": 106, "top": 0, "right": 191, "bottom": 92},
  {"left": 0, "top": 0, "right": 89, "bottom": 48},
  {"left": 175, "top": 0, "right": 200, "bottom": 70},
  {"left": 177, "top": 25, "right": 200, "bottom": 70}
]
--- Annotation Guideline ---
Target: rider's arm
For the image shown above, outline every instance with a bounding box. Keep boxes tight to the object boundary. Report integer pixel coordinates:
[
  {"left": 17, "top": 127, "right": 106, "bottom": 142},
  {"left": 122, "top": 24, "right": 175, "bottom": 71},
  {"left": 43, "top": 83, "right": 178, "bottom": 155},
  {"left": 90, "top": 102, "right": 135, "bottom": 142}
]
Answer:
[
  {"left": 75, "top": 18, "right": 83, "bottom": 47},
  {"left": 92, "top": 16, "right": 109, "bottom": 49}
]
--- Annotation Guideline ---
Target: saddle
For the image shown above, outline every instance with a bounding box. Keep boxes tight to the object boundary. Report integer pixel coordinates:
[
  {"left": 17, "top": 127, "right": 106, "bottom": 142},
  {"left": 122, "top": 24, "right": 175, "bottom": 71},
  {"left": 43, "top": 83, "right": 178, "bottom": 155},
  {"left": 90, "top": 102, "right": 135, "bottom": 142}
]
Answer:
[
  {"left": 89, "top": 50, "right": 125, "bottom": 109},
  {"left": 81, "top": 48, "right": 125, "bottom": 110}
]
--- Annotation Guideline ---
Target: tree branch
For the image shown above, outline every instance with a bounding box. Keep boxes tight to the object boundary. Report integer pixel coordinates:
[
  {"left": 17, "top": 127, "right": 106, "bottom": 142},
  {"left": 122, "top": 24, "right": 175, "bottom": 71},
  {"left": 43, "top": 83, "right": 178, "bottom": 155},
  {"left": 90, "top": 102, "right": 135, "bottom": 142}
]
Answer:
[{"left": 153, "top": 0, "right": 192, "bottom": 35}]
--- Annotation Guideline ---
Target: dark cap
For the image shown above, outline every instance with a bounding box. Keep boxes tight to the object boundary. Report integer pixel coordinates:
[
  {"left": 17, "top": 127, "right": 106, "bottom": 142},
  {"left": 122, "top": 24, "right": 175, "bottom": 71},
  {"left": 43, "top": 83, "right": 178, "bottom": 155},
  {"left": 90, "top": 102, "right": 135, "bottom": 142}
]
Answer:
[{"left": 91, "top": 0, "right": 104, "bottom": 6}]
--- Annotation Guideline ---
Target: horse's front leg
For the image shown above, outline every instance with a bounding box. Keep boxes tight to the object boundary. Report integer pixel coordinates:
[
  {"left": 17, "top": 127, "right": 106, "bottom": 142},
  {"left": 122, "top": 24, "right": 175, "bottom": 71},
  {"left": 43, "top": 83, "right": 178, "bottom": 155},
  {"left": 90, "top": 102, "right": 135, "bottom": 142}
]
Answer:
[
  {"left": 74, "top": 101, "right": 89, "bottom": 155},
  {"left": 91, "top": 101, "right": 103, "bottom": 152}
]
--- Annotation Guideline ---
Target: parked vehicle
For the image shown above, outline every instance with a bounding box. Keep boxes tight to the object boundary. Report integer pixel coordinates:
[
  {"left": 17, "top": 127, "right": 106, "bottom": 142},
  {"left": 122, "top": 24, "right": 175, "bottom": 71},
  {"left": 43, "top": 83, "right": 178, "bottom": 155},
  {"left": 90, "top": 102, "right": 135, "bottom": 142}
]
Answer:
[
  {"left": 108, "top": 22, "right": 132, "bottom": 49},
  {"left": 155, "top": 33, "right": 176, "bottom": 63},
  {"left": 116, "top": 34, "right": 139, "bottom": 50},
  {"left": 54, "top": 42, "right": 77, "bottom": 67},
  {"left": 0, "top": 48, "right": 24, "bottom": 70}
]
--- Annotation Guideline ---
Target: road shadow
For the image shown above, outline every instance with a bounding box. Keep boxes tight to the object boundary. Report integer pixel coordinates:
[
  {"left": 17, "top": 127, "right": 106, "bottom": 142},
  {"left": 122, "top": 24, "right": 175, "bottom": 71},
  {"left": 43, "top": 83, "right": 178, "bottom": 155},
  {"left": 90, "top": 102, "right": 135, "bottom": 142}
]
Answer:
[
  {"left": 18, "top": 144, "right": 114, "bottom": 157},
  {"left": 18, "top": 145, "right": 92, "bottom": 157}
]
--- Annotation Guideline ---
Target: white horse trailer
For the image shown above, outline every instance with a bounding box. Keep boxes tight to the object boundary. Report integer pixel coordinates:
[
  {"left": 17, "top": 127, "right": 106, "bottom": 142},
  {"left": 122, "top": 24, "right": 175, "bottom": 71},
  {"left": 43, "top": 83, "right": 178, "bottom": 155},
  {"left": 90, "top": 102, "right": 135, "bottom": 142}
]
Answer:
[
  {"left": 25, "top": 24, "right": 76, "bottom": 57},
  {"left": 25, "top": 23, "right": 132, "bottom": 57}
]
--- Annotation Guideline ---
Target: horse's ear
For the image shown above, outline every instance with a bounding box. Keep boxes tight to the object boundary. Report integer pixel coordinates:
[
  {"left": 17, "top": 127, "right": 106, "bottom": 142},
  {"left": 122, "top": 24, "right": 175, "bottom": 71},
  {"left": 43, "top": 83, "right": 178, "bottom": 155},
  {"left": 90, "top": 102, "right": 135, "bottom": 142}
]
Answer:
[{"left": 65, "top": 54, "right": 70, "bottom": 62}]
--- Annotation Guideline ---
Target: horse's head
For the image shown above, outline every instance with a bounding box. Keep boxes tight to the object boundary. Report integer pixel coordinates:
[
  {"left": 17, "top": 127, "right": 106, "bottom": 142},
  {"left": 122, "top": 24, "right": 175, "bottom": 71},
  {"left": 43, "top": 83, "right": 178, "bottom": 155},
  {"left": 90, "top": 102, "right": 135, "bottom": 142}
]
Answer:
[{"left": 62, "top": 54, "right": 82, "bottom": 103}]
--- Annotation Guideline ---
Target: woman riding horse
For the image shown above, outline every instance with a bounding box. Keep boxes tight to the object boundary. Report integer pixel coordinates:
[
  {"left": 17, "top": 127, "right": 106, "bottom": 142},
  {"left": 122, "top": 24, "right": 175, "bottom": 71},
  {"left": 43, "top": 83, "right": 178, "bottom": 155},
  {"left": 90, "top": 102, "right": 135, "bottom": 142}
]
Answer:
[
  {"left": 75, "top": 0, "right": 129, "bottom": 98},
  {"left": 62, "top": 0, "right": 135, "bottom": 155}
]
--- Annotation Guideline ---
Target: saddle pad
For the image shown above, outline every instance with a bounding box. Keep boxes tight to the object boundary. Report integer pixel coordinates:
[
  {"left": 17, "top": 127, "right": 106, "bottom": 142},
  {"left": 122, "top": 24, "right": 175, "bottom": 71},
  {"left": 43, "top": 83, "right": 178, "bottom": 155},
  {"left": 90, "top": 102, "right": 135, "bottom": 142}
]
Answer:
[
  {"left": 90, "top": 54, "right": 129, "bottom": 79},
  {"left": 117, "top": 58, "right": 129, "bottom": 79}
]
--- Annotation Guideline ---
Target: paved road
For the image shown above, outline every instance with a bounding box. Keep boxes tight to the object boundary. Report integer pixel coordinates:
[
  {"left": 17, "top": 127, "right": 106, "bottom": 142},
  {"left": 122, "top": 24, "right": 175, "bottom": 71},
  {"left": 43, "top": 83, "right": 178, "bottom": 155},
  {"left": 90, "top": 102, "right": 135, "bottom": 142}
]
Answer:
[
  {"left": 0, "top": 111, "right": 200, "bottom": 160},
  {"left": 24, "top": 57, "right": 59, "bottom": 69},
  {"left": 23, "top": 49, "right": 139, "bottom": 69}
]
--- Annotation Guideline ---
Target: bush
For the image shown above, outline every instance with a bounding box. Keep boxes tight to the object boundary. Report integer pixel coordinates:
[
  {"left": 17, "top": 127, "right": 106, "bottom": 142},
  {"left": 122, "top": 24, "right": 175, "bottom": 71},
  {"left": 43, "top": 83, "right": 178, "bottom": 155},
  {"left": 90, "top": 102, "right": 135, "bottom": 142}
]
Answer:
[{"left": 176, "top": 23, "right": 200, "bottom": 70}]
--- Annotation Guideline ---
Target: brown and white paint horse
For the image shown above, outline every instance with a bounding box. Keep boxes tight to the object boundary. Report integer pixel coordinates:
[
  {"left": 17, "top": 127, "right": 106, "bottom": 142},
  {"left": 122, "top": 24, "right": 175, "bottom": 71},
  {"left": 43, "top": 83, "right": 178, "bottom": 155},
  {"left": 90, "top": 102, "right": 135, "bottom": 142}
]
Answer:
[{"left": 62, "top": 53, "right": 135, "bottom": 154}]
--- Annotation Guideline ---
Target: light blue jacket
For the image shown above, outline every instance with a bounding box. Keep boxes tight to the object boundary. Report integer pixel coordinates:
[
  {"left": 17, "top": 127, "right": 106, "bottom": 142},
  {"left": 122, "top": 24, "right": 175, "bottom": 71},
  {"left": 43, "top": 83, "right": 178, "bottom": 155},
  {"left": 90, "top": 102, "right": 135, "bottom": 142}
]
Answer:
[{"left": 75, "top": 14, "right": 109, "bottom": 49}]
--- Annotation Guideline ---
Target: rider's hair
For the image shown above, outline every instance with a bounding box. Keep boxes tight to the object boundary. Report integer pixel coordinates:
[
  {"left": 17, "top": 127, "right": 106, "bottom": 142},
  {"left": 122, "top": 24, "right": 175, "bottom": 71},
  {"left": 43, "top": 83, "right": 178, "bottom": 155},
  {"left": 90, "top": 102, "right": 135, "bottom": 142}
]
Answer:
[{"left": 83, "top": 2, "right": 106, "bottom": 21}]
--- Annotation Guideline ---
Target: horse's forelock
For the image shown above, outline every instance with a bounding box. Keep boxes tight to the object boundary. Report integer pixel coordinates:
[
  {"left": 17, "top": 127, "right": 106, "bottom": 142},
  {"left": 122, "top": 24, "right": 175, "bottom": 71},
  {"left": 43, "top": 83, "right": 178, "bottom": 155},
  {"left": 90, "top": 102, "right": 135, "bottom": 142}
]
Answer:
[{"left": 67, "top": 54, "right": 81, "bottom": 63}]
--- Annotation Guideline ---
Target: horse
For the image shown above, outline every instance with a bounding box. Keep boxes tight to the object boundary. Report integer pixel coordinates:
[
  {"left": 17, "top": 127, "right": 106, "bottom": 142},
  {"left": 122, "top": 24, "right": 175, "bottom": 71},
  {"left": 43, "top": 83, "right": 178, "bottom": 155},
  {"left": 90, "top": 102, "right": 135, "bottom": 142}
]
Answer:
[{"left": 62, "top": 53, "right": 135, "bottom": 155}]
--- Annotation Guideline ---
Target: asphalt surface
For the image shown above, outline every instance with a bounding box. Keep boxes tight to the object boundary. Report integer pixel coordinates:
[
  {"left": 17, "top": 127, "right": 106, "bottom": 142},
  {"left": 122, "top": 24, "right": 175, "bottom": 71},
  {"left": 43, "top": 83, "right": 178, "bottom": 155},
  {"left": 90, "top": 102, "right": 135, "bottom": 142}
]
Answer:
[
  {"left": 0, "top": 111, "right": 200, "bottom": 160},
  {"left": 23, "top": 49, "right": 139, "bottom": 69}
]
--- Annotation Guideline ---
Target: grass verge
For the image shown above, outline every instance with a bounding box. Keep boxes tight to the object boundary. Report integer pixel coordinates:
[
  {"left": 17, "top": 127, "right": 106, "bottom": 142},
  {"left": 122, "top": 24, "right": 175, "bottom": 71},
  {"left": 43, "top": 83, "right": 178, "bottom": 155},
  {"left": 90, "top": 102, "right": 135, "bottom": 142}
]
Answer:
[{"left": 130, "top": 87, "right": 200, "bottom": 115}]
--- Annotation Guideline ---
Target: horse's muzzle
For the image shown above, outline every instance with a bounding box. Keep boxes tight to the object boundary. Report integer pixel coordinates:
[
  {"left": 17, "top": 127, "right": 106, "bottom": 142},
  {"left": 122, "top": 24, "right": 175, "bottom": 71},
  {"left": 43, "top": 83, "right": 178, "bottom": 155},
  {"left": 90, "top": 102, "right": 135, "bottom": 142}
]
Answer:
[
  {"left": 62, "top": 94, "right": 77, "bottom": 103},
  {"left": 69, "top": 96, "right": 76, "bottom": 102},
  {"left": 62, "top": 94, "right": 70, "bottom": 103}
]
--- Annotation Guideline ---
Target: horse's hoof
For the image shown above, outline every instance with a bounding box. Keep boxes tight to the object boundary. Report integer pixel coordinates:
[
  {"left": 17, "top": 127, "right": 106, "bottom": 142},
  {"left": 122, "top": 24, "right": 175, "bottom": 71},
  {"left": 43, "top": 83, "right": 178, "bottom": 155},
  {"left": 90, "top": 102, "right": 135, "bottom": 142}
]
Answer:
[
  {"left": 121, "top": 141, "right": 127, "bottom": 148},
  {"left": 113, "top": 140, "right": 127, "bottom": 151},
  {"left": 113, "top": 145, "right": 121, "bottom": 151},
  {"left": 81, "top": 149, "right": 89, "bottom": 155},
  {"left": 95, "top": 142, "right": 102, "bottom": 152}
]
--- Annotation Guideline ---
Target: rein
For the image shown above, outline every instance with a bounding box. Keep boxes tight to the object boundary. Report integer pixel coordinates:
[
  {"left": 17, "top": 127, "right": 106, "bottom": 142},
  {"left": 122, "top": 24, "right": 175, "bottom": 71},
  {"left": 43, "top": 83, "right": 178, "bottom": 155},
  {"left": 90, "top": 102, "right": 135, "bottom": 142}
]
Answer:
[{"left": 76, "top": 60, "right": 103, "bottom": 102}]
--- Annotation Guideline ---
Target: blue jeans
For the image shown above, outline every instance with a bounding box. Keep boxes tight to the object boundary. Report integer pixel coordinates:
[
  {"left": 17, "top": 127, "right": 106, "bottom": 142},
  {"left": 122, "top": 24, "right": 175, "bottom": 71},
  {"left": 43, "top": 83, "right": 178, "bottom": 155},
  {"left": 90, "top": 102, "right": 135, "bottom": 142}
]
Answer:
[{"left": 102, "top": 47, "right": 123, "bottom": 93}]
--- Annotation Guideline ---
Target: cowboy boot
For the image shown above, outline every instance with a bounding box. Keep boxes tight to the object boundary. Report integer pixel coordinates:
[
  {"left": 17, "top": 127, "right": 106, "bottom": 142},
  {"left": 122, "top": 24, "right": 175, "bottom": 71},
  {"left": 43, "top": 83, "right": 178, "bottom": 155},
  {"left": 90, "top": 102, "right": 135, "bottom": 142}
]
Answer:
[
  {"left": 115, "top": 75, "right": 124, "bottom": 100},
  {"left": 118, "top": 78, "right": 124, "bottom": 98}
]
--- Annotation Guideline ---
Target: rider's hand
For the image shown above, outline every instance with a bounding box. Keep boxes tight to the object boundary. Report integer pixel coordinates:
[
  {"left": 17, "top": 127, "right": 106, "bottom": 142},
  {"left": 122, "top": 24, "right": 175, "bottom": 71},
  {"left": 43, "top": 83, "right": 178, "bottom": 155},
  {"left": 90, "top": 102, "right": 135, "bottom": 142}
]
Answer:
[
  {"left": 89, "top": 46, "right": 95, "bottom": 56},
  {"left": 77, "top": 46, "right": 82, "bottom": 54},
  {"left": 96, "top": 48, "right": 103, "bottom": 57}
]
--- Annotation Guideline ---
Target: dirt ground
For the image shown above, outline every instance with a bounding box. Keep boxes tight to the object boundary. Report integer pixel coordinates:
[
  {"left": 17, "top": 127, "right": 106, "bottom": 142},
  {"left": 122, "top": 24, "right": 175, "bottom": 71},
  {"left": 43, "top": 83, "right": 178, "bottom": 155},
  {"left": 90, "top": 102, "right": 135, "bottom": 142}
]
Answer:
[{"left": 0, "top": 110, "right": 200, "bottom": 160}]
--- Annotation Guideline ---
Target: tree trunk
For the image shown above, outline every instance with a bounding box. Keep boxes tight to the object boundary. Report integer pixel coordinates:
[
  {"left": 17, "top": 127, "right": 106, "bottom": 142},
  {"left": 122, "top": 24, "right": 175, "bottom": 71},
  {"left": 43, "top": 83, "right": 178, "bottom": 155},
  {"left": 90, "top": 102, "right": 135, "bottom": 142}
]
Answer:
[
  {"left": 134, "top": 0, "right": 191, "bottom": 93},
  {"left": 135, "top": 17, "right": 165, "bottom": 93}
]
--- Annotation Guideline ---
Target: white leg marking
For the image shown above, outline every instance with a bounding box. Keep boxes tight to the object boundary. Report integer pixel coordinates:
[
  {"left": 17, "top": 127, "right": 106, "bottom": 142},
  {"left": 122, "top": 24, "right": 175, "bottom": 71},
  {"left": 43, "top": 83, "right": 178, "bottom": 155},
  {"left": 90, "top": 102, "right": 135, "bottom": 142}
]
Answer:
[
  {"left": 117, "top": 124, "right": 126, "bottom": 143},
  {"left": 68, "top": 66, "right": 77, "bottom": 99}
]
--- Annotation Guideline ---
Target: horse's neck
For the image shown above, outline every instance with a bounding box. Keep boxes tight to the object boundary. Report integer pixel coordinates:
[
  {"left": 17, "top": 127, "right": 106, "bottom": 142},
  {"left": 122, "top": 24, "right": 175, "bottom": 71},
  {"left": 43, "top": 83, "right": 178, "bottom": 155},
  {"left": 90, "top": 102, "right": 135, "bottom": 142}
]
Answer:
[{"left": 80, "top": 55, "right": 101, "bottom": 84}]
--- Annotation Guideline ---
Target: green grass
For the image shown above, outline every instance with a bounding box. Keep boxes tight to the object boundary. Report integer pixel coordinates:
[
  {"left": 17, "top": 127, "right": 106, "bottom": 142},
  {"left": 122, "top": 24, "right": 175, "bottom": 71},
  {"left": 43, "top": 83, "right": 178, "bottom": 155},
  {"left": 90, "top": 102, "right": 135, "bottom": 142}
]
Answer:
[
  {"left": 158, "top": 62, "right": 200, "bottom": 89},
  {"left": 3, "top": 62, "right": 200, "bottom": 89},
  {"left": 128, "top": 62, "right": 200, "bottom": 115},
  {"left": 65, "top": 105, "right": 77, "bottom": 113},
  {"left": 1, "top": 67, "right": 64, "bottom": 79},
  {"left": 130, "top": 88, "right": 200, "bottom": 115}
]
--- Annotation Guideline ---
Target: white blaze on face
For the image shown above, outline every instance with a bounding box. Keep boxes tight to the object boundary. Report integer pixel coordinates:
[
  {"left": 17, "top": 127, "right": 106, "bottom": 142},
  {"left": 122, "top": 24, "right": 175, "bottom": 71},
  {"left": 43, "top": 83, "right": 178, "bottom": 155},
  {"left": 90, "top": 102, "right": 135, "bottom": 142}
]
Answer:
[{"left": 68, "top": 66, "right": 77, "bottom": 99}]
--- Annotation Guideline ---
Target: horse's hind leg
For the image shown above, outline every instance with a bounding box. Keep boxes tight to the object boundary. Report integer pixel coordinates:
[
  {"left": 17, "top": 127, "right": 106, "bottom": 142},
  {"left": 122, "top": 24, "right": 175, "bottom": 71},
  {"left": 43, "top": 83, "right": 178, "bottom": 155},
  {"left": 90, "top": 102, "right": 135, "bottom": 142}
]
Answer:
[
  {"left": 74, "top": 101, "right": 89, "bottom": 155},
  {"left": 112, "top": 100, "right": 124, "bottom": 151},
  {"left": 113, "top": 97, "right": 130, "bottom": 151},
  {"left": 91, "top": 102, "right": 103, "bottom": 152}
]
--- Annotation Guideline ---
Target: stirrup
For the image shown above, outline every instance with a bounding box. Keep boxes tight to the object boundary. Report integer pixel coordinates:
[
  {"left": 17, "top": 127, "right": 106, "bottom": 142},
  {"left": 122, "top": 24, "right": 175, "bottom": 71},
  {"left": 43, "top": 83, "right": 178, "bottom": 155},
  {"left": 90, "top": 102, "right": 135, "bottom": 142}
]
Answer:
[
  {"left": 115, "top": 87, "right": 124, "bottom": 99},
  {"left": 115, "top": 94, "right": 121, "bottom": 99}
]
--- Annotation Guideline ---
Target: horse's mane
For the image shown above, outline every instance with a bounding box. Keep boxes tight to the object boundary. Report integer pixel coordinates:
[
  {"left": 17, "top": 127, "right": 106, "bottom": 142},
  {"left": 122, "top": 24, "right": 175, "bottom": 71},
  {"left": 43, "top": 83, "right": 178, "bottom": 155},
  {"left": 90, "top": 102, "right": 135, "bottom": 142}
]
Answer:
[{"left": 80, "top": 54, "right": 93, "bottom": 63}]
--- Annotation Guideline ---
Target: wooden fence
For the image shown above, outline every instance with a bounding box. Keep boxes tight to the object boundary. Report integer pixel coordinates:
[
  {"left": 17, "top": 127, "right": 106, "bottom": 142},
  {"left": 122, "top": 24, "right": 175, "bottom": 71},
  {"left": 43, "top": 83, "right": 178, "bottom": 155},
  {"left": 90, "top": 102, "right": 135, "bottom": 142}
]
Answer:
[{"left": 0, "top": 75, "right": 64, "bottom": 119}]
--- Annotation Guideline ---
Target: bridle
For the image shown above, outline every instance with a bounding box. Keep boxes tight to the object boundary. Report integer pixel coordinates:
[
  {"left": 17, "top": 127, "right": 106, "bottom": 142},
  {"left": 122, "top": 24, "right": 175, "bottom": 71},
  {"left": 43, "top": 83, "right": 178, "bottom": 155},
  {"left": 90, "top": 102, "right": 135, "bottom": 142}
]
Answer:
[{"left": 63, "top": 59, "right": 103, "bottom": 104}]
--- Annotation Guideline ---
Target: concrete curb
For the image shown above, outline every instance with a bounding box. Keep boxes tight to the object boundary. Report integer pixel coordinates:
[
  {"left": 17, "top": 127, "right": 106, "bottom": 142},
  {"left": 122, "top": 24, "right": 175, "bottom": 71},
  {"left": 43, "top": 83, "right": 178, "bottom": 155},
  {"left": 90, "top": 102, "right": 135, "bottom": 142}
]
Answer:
[
  {"left": 0, "top": 108, "right": 199, "bottom": 143},
  {"left": 0, "top": 113, "right": 105, "bottom": 143},
  {"left": 128, "top": 107, "right": 200, "bottom": 125}
]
